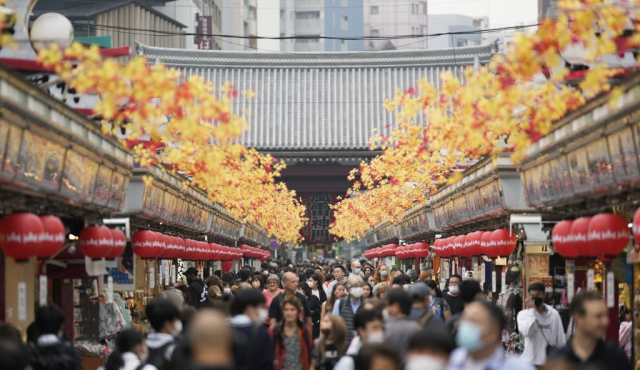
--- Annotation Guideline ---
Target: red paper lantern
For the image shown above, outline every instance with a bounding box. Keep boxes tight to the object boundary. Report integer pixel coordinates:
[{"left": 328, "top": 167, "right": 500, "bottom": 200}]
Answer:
[
  {"left": 79, "top": 226, "right": 113, "bottom": 260},
  {"left": 414, "top": 242, "right": 430, "bottom": 258},
  {"left": 0, "top": 212, "right": 45, "bottom": 261},
  {"left": 38, "top": 215, "right": 65, "bottom": 259},
  {"left": 588, "top": 213, "right": 629, "bottom": 258},
  {"left": 132, "top": 230, "right": 163, "bottom": 259},
  {"left": 222, "top": 260, "right": 233, "bottom": 273},
  {"left": 182, "top": 239, "right": 194, "bottom": 260},
  {"left": 106, "top": 228, "right": 126, "bottom": 260},
  {"left": 481, "top": 231, "right": 496, "bottom": 258},
  {"left": 491, "top": 229, "right": 517, "bottom": 257},
  {"left": 571, "top": 217, "right": 595, "bottom": 258},
  {"left": 467, "top": 231, "right": 483, "bottom": 256},
  {"left": 552, "top": 220, "right": 580, "bottom": 259},
  {"left": 452, "top": 236, "right": 464, "bottom": 257}
]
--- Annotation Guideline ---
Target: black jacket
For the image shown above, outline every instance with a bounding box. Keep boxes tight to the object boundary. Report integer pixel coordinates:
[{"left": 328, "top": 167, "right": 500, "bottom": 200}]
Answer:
[
  {"left": 551, "top": 339, "right": 632, "bottom": 370},
  {"left": 188, "top": 278, "right": 206, "bottom": 307}
]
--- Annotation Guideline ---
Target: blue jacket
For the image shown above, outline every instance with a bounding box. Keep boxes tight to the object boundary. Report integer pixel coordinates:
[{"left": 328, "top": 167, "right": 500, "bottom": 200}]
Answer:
[{"left": 230, "top": 315, "right": 274, "bottom": 370}]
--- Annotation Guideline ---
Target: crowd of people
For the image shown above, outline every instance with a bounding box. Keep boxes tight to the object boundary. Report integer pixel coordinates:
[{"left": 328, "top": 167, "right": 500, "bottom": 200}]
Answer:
[{"left": 0, "top": 257, "right": 633, "bottom": 370}]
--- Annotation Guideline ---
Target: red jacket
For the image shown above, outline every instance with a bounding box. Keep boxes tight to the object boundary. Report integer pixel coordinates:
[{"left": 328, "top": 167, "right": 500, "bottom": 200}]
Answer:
[{"left": 270, "top": 321, "right": 312, "bottom": 370}]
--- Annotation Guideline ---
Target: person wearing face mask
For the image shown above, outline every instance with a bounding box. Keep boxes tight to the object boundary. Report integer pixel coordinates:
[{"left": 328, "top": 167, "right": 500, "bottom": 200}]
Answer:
[
  {"left": 407, "top": 283, "right": 447, "bottom": 333},
  {"left": 314, "top": 314, "right": 347, "bottom": 370},
  {"left": 229, "top": 289, "right": 275, "bottom": 370},
  {"left": 447, "top": 300, "right": 533, "bottom": 370},
  {"left": 301, "top": 281, "right": 323, "bottom": 339},
  {"left": 442, "top": 275, "right": 464, "bottom": 315},
  {"left": 28, "top": 305, "right": 82, "bottom": 370},
  {"left": 333, "top": 309, "right": 385, "bottom": 370},
  {"left": 103, "top": 329, "right": 156, "bottom": 370},
  {"left": 308, "top": 274, "right": 327, "bottom": 304},
  {"left": 145, "top": 299, "right": 182, "bottom": 370},
  {"left": 333, "top": 275, "right": 366, "bottom": 345},
  {"left": 374, "top": 264, "right": 391, "bottom": 285},
  {"left": 405, "top": 329, "right": 455, "bottom": 370},
  {"left": 350, "top": 260, "right": 364, "bottom": 278},
  {"left": 445, "top": 279, "right": 483, "bottom": 335},
  {"left": 517, "top": 283, "right": 566, "bottom": 367},
  {"left": 184, "top": 267, "right": 206, "bottom": 308}
]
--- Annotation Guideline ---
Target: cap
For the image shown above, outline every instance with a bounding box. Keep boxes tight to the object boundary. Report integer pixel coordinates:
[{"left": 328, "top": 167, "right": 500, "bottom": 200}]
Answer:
[
  {"left": 185, "top": 267, "right": 199, "bottom": 276},
  {"left": 410, "top": 282, "right": 434, "bottom": 300}
]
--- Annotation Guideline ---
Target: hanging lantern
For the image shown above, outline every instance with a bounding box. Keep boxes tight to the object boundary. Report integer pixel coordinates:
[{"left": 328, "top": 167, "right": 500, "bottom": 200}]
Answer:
[
  {"left": 552, "top": 220, "right": 580, "bottom": 259},
  {"left": 414, "top": 242, "right": 430, "bottom": 259},
  {"left": 132, "top": 230, "right": 163, "bottom": 259},
  {"left": 481, "top": 231, "right": 498, "bottom": 258},
  {"left": 588, "top": 213, "right": 629, "bottom": 258},
  {"left": 491, "top": 229, "right": 517, "bottom": 257},
  {"left": 78, "top": 226, "right": 113, "bottom": 260},
  {"left": 106, "top": 228, "right": 126, "bottom": 260},
  {"left": 182, "top": 239, "right": 194, "bottom": 260},
  {"left": 571, "top": 217, "right": 595, "bottom": 258},
  {"left": 37, "top": 215, "right": 66, "bottom": 260},
  {"left": 172, "top": 237, "right": 185, "bottom": 260},
  {"left": 467, "top": 231, "right": 484, "bottom": 256},
  {"left": 633, "top": 207, "right": 640, "bottom": 246},
  {"left": 453, "top": 236, "right": 465, "bottom": 257},
  {"left": 0, "top": 212, "right": 45, "bottom": 262}
]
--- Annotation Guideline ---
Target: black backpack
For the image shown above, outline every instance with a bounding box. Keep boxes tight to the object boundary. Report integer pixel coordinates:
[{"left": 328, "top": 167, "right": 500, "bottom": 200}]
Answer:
[
  {"left": 29, "top": 341, "right": 78, "bottom": 370},
  {"left": 146, "top": 341, "right": 174, "bottom": 370}
]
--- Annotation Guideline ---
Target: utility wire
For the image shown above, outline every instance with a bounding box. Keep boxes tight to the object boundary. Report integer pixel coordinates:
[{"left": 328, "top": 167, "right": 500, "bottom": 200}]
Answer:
[{"left": 75, "top": 22, "right": 539, "bottom": 41}]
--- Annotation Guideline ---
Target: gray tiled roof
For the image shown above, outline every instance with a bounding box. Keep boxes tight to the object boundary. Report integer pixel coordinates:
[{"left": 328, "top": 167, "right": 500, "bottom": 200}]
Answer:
[{"left": 137, "top": 43, "right": 497, "bottom": 151}]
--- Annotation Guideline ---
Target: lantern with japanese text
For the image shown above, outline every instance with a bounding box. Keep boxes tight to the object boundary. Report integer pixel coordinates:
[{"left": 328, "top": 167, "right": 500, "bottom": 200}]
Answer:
[
  {"left": 633, "top": 208, "right": 640, "bottom": 246},
  {"left": 571, "top": 217, "right": 595, "bottom": 258},
  {"left": 106, "top": 228, "right": 127, "bottom": 260},
  {"left": 132, "top": 230, "right": 163, "bottom": 259},
  {"left": 453, "top": 236, "right": 465, "bottom": 257},
  {"left": 588, "top": 213, "right": 629, "bottom": 258},
  {"left": 481, "top": 231, "right": 497, "bottom": 258},
  {"left": 78, "top": 226, "right": 113, "bottom": 260},
  {"left": 552, "top": 220, "right": 580, "bottom": 259},
  {"left": 37, "top": 215, "right": 66, "bottom": 260},
  {"left": 414, "top": 242, "right": 430, "bottom": 259},
  {"left": 0, "top": 212, "right": 45, "bottom": 262},
  {"left": 491, "top": 229, "right": 517, "bottom": 257}
]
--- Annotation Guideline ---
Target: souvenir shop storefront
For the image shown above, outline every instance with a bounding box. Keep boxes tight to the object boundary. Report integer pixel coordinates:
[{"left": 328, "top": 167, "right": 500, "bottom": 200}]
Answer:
[{"left": 519, "top": 72, "right": 640, "bottom": 358}]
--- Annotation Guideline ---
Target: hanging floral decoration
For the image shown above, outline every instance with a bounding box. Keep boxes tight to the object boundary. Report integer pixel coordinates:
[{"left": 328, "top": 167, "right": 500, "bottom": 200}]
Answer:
[
  {"left": 38, "top": 43, "right": 306, "bottom": 244},
  {"left": 331, "top": 0, "right": 638, "bottom": 241}
]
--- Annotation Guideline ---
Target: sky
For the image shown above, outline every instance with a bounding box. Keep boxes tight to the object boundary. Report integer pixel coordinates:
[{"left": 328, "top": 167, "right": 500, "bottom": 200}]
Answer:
[{"left": 428, "top": 0, "right": 539, "bottom": 28}]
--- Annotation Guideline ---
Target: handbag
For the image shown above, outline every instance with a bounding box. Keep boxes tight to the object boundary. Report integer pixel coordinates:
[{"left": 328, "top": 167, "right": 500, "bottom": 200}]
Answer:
[{"left": 535, "top": 320, "right": 556, "bottom": 355}]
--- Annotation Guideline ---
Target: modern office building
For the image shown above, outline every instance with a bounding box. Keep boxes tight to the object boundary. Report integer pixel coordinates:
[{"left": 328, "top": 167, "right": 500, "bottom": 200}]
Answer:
[{"left": 363, "top": 0, "right": 428, "bottom": 51}]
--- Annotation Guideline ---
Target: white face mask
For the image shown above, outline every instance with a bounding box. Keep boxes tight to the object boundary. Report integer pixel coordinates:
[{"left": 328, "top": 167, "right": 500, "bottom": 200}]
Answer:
[
  {"left": 405, "top": 355, "right": 446, "bottom": 370},
  {"left": 367, "top": 332, "right": 384, "bottom": 344},
  {"left": 350, "top": 287, "right": 364, "bottom": 298},
  {"left": 382, "top": 308, "right": 390, "bottom": 321},
  {"left": 224, "top": 288, "right": 231, "bottom": 294},
  {"left": 257, "top": 308, "right": 269, "bottom": 324},
  {"left": 307, "top": 280, "right": 316, "bottom": 288},
  {"left": 449, "top": 286, "right": 460, "bottom": 294},
  {"left": 171, "top": 320, "right": 183, "bottom": 336}
]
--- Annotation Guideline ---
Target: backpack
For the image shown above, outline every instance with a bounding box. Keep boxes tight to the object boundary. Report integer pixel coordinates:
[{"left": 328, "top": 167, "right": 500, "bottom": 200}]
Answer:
[
  {"left": 418, "top": 311, "right": 435, "bottom": 328},
  {"left": 146, "top": 341, "right": 174, "bottom": 370},
  {"left": 29, "top": 341, "right": 78, "bottom": 370}
]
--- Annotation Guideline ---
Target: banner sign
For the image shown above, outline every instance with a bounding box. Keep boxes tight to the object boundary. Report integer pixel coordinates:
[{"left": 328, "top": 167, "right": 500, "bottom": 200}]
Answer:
[
  {"left": 301, "top": 193, "right": 338, "bottom": 244},
  {"left": 197, "top": 16, "right": 213, "bottom": 50}
]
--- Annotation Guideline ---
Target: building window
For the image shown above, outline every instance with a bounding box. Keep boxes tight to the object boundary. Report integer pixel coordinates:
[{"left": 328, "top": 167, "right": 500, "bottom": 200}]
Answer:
[
  {"left": 296, "top": 11, "right": 320, "bottom": 19},
  {"left": 341, "top": 39, "right": 348, "bottom": 51},
  {"left": 341, "top": 15, "right": 348, "bottom": 30},
  {"left": 371, "top": 29, "right": 379, "bottom": 37},
  {"left": 371, "top": 6, "right": 379, "bottom": 15}
]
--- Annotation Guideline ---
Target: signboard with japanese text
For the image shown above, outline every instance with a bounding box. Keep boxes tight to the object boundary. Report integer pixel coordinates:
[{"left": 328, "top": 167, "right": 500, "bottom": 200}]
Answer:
[
  {"left": 197, "top": 16, "right": 213, "bottom": 50},
  {"left": 301, "top": 193, "right": 338, "bottom": 244}
]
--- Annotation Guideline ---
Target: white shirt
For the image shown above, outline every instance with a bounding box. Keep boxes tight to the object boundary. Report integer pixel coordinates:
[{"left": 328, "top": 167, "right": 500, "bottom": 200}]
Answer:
[
  {"left": 517, "top": 304, "right": 566, "bottom": 366},
  {"left": 333, "top": 336, "right": 362, "bottom": 370},
  {"left": 312, "top": 289, "right": 320, "bottom": 300},
  {"left": 98, "top": 353, "right": 157, "bottom": 370}
]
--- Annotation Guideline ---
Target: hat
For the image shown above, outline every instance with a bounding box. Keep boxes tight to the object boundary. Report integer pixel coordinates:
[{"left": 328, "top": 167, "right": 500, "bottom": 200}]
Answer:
[
  {"left": 185, "top": 267, "right": 199, "bottom": 276},
  {"left": 410, "top": 282, "right": 434, "bottom": 300}
]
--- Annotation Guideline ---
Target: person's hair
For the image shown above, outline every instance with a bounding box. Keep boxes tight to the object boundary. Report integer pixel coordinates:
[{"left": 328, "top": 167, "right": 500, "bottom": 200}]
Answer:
[
  {"left": 146, "top": 299, "right": 181, "bottom": 332},
  {"left": 106, "top": 329, "right": 144, "bottom": 370},
  {"left": 373, "top": 264, "right": 390, "bottom": 284},
  {"left": 35, "top": 305, "right": 64, "bottom": 335},
  {"left": 418, "top": 271, "right": 432, "bottom": 282},
  {"left": 319, "top": 314, "right": 348, "bottom": 357},
  {"left": 354, "top": 309, "right": 383, "bottom": 330},
  {"left": 231, "top": 288, "right": 266, "bottom": 316},
  {"left": 237, "top": 282, "right": 252, "bottom": 292},
  {"left": 222, "top": 272, "right": 235, "bottom": 284},
  {"left": 346, "top": 275, "right": 364, "bottom": 288},
  {"left": 280, "top": 296, "right": 303, "bottom": 320},
  {"left": 214, "top": 270, "right": 222, "bottom": 278},
  {"left": 386, "top": 288, "right": 413, "bottom": 316},
  {"left": 0, "top": 323, "right": 21, "bottom": 342},
  {"left": 310, "top": 273, "right": 324, "bottom": 286},
  {"left": 325, "top": 273, "right": 335, "bottom": 282},
  {"left": 363, "top": 283, "right": 372, "bottom": 297},
  {"left": 473, "top": 300, "right": 506, "bottom": 334},
  {"left": 300, "top": 281, "right": 312, "bottom": 297},
  {"left": 181, "top": 306, "right": 197, "bottom": 332},
  {"left": 251, "top": 275, "right": 265, "bottom": 290},
  {"left": 326, "top": 283, "right": 346, "bottom": 313},
  {"left": 374, "top": 283, "right": 389, "bottom": 298},
  {"left": 448, "top": 274, "right": 462, "bottom": 284},
  {"left": 205, "top": 274, "right": 223, "bottom": 291},
  {"left": 208, "top": 285, "right": 221, "bottom": 299},
  {"left": 460, "top": 279, "right": 482, "bottom": 304},
  {"left": 26, "top": 322, "right": 38, "bottom": 344},
  {"left": 528, "top": 282, "right": 546, "bottom": 293},
  {"left": 267, "top": 274, "right": 281, "bottom": 287},
  {"left": 406, "top": 269, "right": 416, "bottom": 282},
  {"left": 297, "top": 272, "right": 307, "bottom": 284},
  {"left": 333, "top": 265, "right": 346, "bottom": 274},
  {"left": 570, "top": 291, "right": 604, "bottom": 316},
  {"left": 305, "top": 268, "right": 315, "bottom": 279},
  {"left": 0, "top": 339, "right": 30, "bottom": 370},
  {"left": 391, "top": 274, "right": 411, "bottom": 286},
  {"left": 354, "top": 343, "right": 400, "bottom": 370},
  {"left": 424, "top": 279, "right": 442, "bottom": 298},
  {"left": 408, "top": 327, "right": 455, "bottom": 355},
  {"left": 239, "top": 267, "right": 252, "bottom": 281}
]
